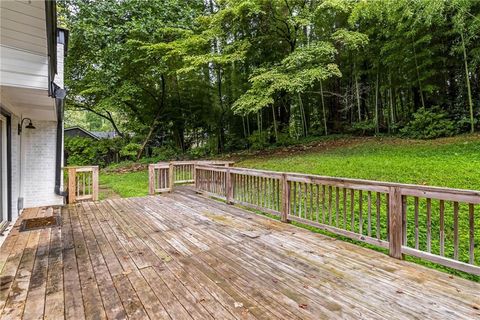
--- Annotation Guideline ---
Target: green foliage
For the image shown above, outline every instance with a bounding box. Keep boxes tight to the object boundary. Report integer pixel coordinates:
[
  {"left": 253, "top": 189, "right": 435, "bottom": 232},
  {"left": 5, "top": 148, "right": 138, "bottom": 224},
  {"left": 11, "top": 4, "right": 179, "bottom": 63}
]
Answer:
[
  {"left": 151, "top": 145, "right": 181, "bottom": 161},
  {"left": 247, "top": 130, "right": 270, "bottom": 150},
  {"left": 349, "top": 120, "right": 377, "bottom": 136},
  {"left": 65, "top": 137, "right": 124, "bottom": 167},
  {"left": 400, "top": 107, "right": 457, "bottom": 139},
  {"left": 119, "top": 143, "right": 142, "bottom": 161}
]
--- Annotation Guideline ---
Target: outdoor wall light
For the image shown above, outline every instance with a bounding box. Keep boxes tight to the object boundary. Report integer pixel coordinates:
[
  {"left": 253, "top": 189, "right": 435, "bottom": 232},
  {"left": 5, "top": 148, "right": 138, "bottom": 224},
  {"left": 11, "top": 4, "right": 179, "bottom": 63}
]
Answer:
[{"left": 18, "top": 118, "right": 36, "bottom": 135}]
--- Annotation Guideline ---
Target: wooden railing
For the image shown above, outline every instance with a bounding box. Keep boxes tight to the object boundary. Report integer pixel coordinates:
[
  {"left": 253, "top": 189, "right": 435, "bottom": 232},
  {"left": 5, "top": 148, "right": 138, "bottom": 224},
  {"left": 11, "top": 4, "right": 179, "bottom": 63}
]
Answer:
[
  {"left": 194, "top": 164, "right": 480, "bottom": 275},
  {"left": 148, "top": 161, "right": 234, "bottom": 195},
  {"left": 64, "top": 166, "right": 99, "bottom": 203}
]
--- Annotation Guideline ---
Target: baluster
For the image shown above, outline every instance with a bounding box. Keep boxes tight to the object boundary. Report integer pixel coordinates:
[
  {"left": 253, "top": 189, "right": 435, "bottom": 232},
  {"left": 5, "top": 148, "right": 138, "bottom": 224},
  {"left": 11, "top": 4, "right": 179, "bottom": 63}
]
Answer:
[
  {"left": 376, "top": 192, "right": 381, "bottom": 239},
  {"left": 439, "top": 200, "right": 445, "bottom": 256},
  {"left": 453, "top": 202, "right": 459, "bottom": 260},
  {"left": 335, "top": 187, "right": 340, "bottom": 227},
  {"left": 367, "top": 191, "right": 372, "bottom": 237},
  {"left": 316, "top": 185, "right": 320, "bottom": 223},
  {"left": 402, "top": 195, "right": 407, "bottom": 245},
  {"left": 322, "top": 185, "right": 326, "bottom": 223},
  {"left": 328, "top": 186, "right": 333, "bottom": 225},
  {"left": 426, "top": 198, "right": 432, "bottom": 253},
  {"left": 350, "top": 189, "right": 355, "bottom": 232},
  {"left": 469, "top": 204, "right": 475, "bottom": 264},
  {"left": 414, "top": 197, "right": 419, "bottom": 249},
  {"left": 343, "top": 188, "right": 347, "bottom": 229},
  {"left": 359, "top": 190, "right": 363, "bottom": 235}
]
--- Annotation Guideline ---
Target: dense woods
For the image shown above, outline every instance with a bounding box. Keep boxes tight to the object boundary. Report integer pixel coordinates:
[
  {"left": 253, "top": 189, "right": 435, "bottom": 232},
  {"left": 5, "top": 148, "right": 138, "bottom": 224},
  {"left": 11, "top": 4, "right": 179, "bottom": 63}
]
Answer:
[{"left": 62, "top": 0, "right": 480, "bottom": 160}]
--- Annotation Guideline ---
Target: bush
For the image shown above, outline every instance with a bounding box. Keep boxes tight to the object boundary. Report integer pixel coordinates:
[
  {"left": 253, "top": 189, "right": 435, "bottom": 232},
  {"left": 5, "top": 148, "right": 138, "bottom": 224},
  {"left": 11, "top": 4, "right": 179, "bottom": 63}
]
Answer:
[
  {"left": 248, "top": 130, "right": 270, "bottom": 150},
  {"left": 120, "top": 143, "right": 142, "bottom": 161},
  {"left": 349, "top": 120, "right": 377, "bottom": 136},
  {"left": 151, "top": 144, "right": 181, "bottom": 161},
  {"left": 400, "top": 107, "right": 456, "bottom": 139},
  {"left": 65, "top": 137, "right": 124, "bottom": 167}
]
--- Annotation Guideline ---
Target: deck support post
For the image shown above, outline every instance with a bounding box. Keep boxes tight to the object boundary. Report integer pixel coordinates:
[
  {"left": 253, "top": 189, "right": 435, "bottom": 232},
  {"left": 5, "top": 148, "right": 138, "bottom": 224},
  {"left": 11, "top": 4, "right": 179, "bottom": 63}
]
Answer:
[
  {"left": 388, "top": 187, "right": 404, "bottom": 259},
  {"left": 92, "top": 166, "right": 99, "bottom": 201},
  {"left": 148, "top": 164, "right": 155, "bottom": 195},
  {"left": 169, "top": 163, "right": 174, "bottom": 193},
  {"left": 226, "top": 167, "right": 233, "bottom": 204},
  {"left": 68, "top": 167, "right": 76, "bottom": 204},
  {"left": 281, "top": 173, "right": 290, "bottom": 222}
]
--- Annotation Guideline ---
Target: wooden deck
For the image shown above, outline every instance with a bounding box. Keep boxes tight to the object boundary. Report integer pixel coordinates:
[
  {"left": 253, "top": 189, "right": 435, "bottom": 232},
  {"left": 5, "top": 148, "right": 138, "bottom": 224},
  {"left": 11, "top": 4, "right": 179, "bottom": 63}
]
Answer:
[{"left": 1, "top": 188, "right": 479, "bottom": 320}]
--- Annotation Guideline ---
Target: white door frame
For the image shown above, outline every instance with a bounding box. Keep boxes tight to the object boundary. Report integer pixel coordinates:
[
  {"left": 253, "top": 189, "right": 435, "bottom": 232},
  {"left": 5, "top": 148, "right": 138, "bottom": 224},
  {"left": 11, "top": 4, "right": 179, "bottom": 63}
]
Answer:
[{"left": 0, "top": 114, "right": 8, "bottom": 224}]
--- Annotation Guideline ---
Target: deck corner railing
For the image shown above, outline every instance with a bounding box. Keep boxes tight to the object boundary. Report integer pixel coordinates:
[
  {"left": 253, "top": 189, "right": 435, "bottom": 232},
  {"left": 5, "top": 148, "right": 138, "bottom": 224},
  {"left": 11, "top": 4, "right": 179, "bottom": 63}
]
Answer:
[
  {"left": 148, "top": 160, "right": 234, "bottom": 195},
  {"left": 194, "top": 164, "right": 480, "bottom": 276},
  {"left": 64, "top": 166, "right": 99, "bottom": 203}
]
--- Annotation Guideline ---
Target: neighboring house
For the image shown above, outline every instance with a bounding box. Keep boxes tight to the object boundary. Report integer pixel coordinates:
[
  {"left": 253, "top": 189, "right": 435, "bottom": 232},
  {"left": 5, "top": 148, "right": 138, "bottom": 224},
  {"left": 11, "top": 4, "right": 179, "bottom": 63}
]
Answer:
[
  {"left": 64, "top": 126, "right": 118, "bottom": 140},
  {"left": 64, "top": 126, "right": 100, "bottom": 140},
  {"left": 0, "top": 1, "right": 67, "bottom": 232}
]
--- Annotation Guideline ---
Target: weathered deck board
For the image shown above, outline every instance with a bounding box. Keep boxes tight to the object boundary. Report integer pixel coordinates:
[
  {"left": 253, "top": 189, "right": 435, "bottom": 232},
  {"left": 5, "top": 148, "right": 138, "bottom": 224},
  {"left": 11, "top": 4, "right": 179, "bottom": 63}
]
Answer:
[{"left": 0, "top": 188, "right": 479, "bottom": 319}]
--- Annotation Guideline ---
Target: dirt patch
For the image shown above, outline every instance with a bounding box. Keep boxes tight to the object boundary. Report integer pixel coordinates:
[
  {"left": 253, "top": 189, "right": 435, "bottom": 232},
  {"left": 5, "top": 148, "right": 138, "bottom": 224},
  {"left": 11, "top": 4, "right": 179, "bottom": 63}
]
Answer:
[
  {"left": 99, "top": 185, "right": 121, "bottom": 200},
  {"left": 20, "top": 216, "right": 60, "bottom": 232},
  {"left": 104, "top": 163, "right": 148, "bottom": 174}
]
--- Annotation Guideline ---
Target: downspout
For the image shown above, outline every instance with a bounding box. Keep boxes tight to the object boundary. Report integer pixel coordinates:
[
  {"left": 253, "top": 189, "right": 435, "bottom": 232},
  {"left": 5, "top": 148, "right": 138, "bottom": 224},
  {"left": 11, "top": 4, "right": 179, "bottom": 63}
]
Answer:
[{"left": 54, "top": 87, "right": 67, "bottom": 197}]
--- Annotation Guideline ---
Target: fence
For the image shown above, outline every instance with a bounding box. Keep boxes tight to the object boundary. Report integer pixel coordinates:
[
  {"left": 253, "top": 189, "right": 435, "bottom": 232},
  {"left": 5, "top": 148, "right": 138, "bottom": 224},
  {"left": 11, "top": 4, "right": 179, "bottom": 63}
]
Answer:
[
  {"left": 64, "top": 166, "right": 99, "bottom": 203},
  {"left": 148, "top": 161, "right": 234, "bottom": 195},
  {"left": 194, "top": 164, "right": 480, "bottom": 276}
]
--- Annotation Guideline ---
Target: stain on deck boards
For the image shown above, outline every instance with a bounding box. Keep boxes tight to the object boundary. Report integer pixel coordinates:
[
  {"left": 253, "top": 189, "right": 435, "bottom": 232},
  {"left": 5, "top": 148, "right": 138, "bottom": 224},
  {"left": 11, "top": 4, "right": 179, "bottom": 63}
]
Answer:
[{"left": 0, "top": 190, "right": 479, "bottom": 319}]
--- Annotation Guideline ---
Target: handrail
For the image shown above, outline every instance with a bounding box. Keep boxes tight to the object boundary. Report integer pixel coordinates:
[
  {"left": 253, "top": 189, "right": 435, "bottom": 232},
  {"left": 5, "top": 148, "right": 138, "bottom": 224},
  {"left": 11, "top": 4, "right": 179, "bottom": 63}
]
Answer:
[
  {"left": 63, "top": 166, "right": 99, "bottom": 203},
  {"left": 194, "top": 164, "right": 480, "bottom": 276},
  {"left": 148, "top": 160, "right": 234, "bottom": 195}
]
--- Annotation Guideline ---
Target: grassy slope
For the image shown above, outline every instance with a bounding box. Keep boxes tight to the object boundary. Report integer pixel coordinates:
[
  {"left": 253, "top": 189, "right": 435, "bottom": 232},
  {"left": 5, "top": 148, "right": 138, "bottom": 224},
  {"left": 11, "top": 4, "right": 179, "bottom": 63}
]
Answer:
[
  {"left": 238, "top": 135, "right": 480, "bottom": 190},
  {"left": 99, "top": 170, "right": 149, "bottom": 198}
]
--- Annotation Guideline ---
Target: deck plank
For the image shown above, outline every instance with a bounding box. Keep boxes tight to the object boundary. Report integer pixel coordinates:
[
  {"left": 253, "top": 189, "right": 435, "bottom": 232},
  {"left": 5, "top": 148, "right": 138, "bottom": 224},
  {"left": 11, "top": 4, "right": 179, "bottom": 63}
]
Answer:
[{"left": 1, "top": 188, "right": 479, "bottom": 320}]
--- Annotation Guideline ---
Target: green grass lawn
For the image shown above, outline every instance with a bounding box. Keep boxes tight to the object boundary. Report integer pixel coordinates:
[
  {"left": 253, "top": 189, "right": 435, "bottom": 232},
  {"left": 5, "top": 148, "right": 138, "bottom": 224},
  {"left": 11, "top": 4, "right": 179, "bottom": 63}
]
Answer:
[
  {"left": 237, "top": 134, "right": 480, "bottom": 190},
  {"left": 99, "top": 170, "right": 149, "bottom": 198}
]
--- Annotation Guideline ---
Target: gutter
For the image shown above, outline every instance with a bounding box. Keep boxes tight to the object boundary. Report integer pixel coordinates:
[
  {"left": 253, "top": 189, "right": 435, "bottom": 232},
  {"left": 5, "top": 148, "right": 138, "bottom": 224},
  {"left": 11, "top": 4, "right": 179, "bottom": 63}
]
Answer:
[{"left": 54, "top": 94, "right": 67, "bottom": 197}]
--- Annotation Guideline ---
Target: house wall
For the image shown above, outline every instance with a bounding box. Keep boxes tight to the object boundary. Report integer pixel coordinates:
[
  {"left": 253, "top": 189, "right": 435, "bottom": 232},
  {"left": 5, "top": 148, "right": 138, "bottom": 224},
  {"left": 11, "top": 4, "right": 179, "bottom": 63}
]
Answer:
[{"left": 22, "top": 120, "right": 63, "bottom": 208}]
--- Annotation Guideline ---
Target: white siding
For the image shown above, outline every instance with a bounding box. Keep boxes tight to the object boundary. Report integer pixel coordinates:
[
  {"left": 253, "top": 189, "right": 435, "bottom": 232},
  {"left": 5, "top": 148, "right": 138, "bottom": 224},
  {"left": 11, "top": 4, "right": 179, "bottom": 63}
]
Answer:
[
  {"left": 0, "top": 45, "right": 49, "bottom": 90},
  {"left": 0, "top": 0, "right": 47, "bottom": 56}
]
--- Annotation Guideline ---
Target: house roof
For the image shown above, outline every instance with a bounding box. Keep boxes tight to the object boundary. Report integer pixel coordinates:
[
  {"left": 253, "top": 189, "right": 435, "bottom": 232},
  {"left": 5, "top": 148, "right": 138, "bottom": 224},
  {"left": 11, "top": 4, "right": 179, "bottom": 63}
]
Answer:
[{"left": 64, "top": 126, "right": 100, "bottom": 140}]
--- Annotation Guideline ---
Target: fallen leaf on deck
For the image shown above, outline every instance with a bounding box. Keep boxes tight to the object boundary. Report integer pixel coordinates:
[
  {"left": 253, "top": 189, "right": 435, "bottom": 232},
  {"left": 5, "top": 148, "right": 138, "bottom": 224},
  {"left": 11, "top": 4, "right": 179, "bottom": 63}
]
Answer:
[
  {"left": 396, "top": 289, "right": 404, "bottom": 294},
  {"left": 234, "top": 302, "right": 244, "bottom": 308},
  {"left": 299, "top": 304, "right": 308, "bottom": 309}
]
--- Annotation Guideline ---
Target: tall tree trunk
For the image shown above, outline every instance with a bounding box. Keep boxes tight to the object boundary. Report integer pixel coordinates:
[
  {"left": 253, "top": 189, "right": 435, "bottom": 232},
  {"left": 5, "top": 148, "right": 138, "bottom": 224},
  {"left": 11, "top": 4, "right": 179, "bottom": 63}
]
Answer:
[
  {"left": 320, "top": 80, "right": 327, "bottom": 135},
  {"left": 389, "top": 74, "right": 395, "bottom": 131},
  {"left": 461, "top": 31, "right": 475, "bottom": 133},
  {"left": 375, "top": 72, "right": 379, "bottom": 135},
  {"left": 298, "top": 92, "right": 308, "bottom": 137},
  {"left": 354, "top": 62, "right": 361, "bottom": 121},
  {"left": 412, "top": 40, "right": 425, "bottom": 108},
  {"left": 271, "top": 105, "right": 278, "bottom": 141}
]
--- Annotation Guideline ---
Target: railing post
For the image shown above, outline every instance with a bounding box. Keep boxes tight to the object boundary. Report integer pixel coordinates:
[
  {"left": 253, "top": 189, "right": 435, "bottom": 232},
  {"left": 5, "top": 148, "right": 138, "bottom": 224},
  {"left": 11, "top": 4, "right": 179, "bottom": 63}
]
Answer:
[
  {"left": 92, "top": 166, "right": 99, "bottom": 201},
  {"left": 169, "top": 163, "right": 174, "bottom": 192},
  {"left": 281, "top": 173, "right": 290, "bottom": 223},
  {"left": 68, "top": 167, "right": 76, "bottom": 204},
  {"left": 148, "top": 164, "right": 155, "bottom": 195},
  {"left": 388, "top": 187, "right": 403, "bottom": 259},
  {"left": 226, "top": 167, "right": 233, "bottom": 204}
]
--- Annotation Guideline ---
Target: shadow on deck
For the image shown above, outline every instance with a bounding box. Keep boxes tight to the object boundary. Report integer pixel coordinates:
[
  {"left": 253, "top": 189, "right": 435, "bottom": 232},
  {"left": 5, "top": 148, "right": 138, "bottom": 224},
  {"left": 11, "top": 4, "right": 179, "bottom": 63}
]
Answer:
[{"left": 1, "top": 187, "right": 479, "bottom": 319}]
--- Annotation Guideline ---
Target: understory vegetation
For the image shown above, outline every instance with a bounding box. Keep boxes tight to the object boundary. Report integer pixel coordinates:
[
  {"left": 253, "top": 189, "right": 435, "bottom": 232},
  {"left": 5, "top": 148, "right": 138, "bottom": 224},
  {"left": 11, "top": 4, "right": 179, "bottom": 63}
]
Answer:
[{"left": 61, "top": 0, "right": 480, "bottom": 165}]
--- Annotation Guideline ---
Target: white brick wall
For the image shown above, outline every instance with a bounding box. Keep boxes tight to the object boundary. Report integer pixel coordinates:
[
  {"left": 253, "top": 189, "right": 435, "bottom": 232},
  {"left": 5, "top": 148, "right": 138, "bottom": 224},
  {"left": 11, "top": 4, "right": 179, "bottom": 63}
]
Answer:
[{"left": 22, "top": 120, "right": 64, "bottom": 208}]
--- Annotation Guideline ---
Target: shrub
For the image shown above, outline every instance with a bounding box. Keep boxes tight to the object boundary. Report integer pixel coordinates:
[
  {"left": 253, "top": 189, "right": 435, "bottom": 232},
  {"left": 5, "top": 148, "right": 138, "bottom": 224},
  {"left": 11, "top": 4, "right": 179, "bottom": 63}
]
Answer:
[
  {"left": 151, "top": 144, "right": 181, "bottom": 161},
  {"left": 248, "top": 130, "right": 270, "bottom": 150},
  {"left": 349, "top": 120, "right": 377, "bottom": 136},
  {"left": 400, "top": 107, "right": 456, "bottom": 139},
  {"left": 120, "top": 143, "right": 142, "bottom": 161},
  {"left": 65, "top": 137, "right": 124, "bottom": 167}
]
